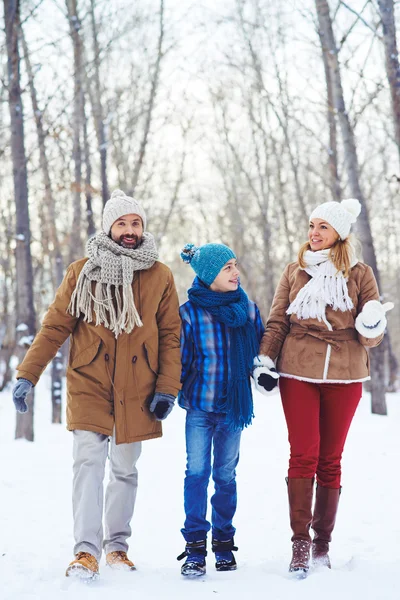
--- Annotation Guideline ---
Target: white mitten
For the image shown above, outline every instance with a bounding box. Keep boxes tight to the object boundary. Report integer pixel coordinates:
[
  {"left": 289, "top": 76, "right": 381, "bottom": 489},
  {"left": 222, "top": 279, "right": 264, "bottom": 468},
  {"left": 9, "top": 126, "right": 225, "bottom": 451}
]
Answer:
[
  {"left": 355, "top": 300, "right": 394, "bottom": 338},
  {"left": 253, "top": 355, "right": 279, "bottom": 395}
]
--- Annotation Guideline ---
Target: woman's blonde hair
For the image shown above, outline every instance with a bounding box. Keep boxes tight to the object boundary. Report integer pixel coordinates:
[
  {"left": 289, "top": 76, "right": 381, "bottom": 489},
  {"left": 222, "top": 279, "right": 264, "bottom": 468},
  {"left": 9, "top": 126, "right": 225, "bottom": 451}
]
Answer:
[{"left": 298, "top": 234, "right": 358, "bottom": 278}]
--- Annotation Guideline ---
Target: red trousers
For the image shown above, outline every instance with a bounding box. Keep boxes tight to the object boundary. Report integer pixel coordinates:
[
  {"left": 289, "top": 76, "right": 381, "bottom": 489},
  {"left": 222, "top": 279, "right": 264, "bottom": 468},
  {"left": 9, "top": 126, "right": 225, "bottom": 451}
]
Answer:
[{"left": 279, "top": 377, "right": 362, "bottom": 489}]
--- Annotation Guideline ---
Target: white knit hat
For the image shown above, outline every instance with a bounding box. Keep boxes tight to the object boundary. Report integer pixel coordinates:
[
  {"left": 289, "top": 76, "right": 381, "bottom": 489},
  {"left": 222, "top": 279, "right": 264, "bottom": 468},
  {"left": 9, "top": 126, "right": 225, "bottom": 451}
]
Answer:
[
  {"left": 102, "top": 189, "right": 147, "bottom": 234},
  {"left": 309, "top": 198, "right": 361, "bottom": 240}
]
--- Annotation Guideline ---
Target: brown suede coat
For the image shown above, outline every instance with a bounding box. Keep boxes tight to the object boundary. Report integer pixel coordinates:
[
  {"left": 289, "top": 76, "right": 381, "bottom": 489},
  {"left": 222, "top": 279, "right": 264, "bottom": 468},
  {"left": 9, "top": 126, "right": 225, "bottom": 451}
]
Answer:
[
  {"left": 17, "top": 258, "right": 182, "bottom": 444},
  {"left": 259, "top": 261, "right": 383, "bottom": 383}
]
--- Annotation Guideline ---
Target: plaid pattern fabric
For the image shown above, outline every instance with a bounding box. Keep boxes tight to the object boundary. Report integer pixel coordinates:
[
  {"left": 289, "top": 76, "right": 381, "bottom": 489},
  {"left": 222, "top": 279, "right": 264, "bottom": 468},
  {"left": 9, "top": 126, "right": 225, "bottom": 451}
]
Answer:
[{"left": 178, "top": 299, "right": 265, "bottom": 412}]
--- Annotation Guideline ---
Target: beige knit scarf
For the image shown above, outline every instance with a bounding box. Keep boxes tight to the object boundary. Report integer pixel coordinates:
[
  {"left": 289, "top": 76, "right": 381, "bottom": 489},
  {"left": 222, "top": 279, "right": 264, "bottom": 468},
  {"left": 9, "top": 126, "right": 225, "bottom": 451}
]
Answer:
[{"left": 68, "top": 231, "right": 159, "bottom": 337}]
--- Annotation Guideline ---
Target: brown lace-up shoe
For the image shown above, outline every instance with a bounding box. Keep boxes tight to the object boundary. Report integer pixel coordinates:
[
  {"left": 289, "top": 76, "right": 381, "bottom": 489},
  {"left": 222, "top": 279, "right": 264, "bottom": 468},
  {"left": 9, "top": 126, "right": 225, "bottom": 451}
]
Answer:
[
  {"left": 106, "top": 550, "right": 136, "bottom": 571},
  {"left": 65, "top": 552, "right": 99, "bottom": 580}
]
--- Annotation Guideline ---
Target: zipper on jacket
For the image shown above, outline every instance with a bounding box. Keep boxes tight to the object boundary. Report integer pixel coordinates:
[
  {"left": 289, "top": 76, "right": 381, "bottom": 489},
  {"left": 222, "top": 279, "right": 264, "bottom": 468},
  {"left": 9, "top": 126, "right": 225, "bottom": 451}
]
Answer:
[{"left": 321, "top": 314, "right": 333, "bottom": 380}]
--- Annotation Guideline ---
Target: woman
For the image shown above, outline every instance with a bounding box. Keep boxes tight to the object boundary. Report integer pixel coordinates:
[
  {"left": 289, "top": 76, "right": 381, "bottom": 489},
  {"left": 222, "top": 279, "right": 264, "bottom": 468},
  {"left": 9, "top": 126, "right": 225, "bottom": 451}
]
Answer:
[{"left": 254, "top": 199, "right": 393, "bottom": 577}]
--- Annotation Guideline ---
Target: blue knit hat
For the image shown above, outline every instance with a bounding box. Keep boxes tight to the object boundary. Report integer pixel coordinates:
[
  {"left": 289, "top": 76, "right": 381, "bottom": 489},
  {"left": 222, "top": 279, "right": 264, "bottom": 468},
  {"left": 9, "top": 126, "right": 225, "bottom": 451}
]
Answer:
[{"left": 181, "top": 243, "right": 236, "bottom": 286}]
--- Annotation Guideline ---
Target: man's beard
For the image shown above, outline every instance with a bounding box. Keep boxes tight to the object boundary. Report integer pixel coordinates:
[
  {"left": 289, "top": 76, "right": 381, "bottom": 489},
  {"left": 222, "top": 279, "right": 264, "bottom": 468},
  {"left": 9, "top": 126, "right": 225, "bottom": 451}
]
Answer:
[{"left": 118, "top": 234, "right": 142, "bottom": 249}]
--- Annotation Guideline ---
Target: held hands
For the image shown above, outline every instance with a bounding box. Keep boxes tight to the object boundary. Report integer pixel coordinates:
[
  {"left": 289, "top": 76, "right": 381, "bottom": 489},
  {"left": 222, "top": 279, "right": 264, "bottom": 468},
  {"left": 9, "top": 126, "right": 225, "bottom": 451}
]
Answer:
[
  {"left": 253, "top": 356, "right": 279, "bottom": 395},
  {"left": 355, "top": 300, "right": 394, "bottom": 339},
  {"left": 149, "top": 392, "right": 175, "bottom": 421},
  {"left": 12, "top": 378, "right": 34, "bottom": 413}
]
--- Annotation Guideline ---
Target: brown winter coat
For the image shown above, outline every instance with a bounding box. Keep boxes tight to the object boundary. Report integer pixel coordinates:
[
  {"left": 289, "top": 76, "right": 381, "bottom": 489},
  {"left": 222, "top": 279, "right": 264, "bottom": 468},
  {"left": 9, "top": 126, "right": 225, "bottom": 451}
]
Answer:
[
  {"left": 259, "top": 261, "right": 383, "bottom": 383},
  {"left": 17, "top": 258, "right": 182, "bottom": 444}
]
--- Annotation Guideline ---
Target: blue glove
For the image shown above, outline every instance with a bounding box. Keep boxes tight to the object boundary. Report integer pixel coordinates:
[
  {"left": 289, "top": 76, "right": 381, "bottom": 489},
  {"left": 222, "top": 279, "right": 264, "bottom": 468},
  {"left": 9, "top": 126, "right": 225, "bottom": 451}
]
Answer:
[
  {"left": 12, "top": 378, "right": 34, "bottom": 413},
  {"left": 149, "top": 392, "right": 175, "bottom": 421}
]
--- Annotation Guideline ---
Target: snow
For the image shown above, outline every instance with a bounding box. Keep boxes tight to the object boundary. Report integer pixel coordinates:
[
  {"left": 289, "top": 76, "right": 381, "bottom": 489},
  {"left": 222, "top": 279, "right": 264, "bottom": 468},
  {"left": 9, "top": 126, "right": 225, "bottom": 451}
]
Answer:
[
  {"left": 17, "top": 335, "right": 34, "bottom": 347},
  {"left": 0, "top": 376, "right": 399, "bottom": 600}
]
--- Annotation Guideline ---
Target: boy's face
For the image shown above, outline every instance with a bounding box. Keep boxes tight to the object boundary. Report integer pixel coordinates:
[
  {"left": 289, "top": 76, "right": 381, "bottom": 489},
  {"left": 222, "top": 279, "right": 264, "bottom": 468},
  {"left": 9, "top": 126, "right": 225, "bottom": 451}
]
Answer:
[
  {"left": 210, "top": 258, "right": 239, "bottom": 293},
  {"left": 110, "top": 213, "right": 143, "bottom": 249}
]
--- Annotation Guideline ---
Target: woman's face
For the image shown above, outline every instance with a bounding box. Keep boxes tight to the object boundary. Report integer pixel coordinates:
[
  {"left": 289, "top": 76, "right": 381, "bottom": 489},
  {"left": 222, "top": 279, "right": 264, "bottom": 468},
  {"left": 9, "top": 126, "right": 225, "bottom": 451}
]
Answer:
[{"left": 308, "top": 218, "right": 339, "bottom": 251}]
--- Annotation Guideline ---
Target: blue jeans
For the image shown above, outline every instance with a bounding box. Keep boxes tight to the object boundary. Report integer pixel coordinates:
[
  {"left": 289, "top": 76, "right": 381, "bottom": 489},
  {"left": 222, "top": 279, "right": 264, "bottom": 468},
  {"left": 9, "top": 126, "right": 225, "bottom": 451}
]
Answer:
[{"left": 181, "top": 409, "right": 241, "bottom": 542}]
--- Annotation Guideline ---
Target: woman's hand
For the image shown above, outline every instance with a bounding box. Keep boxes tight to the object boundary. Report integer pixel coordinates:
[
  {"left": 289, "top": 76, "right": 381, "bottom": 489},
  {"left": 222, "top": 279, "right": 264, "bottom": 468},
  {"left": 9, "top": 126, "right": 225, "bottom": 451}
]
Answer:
[
  {"left": 355, "top": 300, "right": 394, "bottom": 339},
  {"left": 253, "top": 356, "right": 279, "bottom": 395}
]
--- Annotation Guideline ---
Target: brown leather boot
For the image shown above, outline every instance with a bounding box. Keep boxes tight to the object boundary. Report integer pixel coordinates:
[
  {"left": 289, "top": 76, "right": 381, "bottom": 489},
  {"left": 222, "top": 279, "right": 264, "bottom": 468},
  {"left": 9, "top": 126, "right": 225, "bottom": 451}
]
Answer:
[
  {"left": 106, "top": 550, "right": 136, "bottom": 570},
  {"left": 286, "top": 477, "right": 314, "bottom": 578},
  {"left": 66, "top": 551, "right": 99, "bottom": 579},
  {"left": 311, "top": 485, "right": 341, "bottom": 568}
]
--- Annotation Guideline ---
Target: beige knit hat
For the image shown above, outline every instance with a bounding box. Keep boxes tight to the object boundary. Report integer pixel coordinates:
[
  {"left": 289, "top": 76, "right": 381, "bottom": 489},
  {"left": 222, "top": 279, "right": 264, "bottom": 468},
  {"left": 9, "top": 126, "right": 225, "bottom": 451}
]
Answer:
[
  {"left": 102, "top": 189, "right": 147, "bottom": 234},
  {"left": 309, "top": 198, "right": 361, "bottom": 240}
]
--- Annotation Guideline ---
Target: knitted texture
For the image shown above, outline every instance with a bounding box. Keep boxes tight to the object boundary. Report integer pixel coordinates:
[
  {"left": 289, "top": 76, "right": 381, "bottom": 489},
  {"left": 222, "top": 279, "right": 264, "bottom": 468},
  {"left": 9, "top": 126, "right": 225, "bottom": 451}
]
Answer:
[
  {"left": 181, "top": 243, "right": 236, "bottom": 286},
  {"left": 187, "top": 280, "right": 258, "bottom": 430},
  {"left": 287, "top": 249, "right": 358, "bottom": 322},
  {"left": 68, "top": 231, "right": 158, "bottom": 337},
  {"left": 309, "top": 198, "right": 361, "bottom": 240},
  {"left": 102, "top": 189, "right": 147, "bottom": 234}
]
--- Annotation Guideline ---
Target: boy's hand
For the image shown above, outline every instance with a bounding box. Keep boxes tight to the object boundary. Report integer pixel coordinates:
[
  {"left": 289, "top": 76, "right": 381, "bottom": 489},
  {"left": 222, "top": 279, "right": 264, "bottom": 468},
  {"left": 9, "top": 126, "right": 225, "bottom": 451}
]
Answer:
[{"left": 12, "top": 378, "right": 34, "bottom": 413}]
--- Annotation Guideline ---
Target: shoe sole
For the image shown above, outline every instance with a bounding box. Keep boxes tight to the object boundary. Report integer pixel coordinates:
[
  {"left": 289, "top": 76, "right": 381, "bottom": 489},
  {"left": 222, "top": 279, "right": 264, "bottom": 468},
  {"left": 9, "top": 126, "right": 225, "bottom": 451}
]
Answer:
[
  {"left": 181, "top": 566, "right": 206, "bottom": 577},
  {"left": 216, "top": 563, "right": 237, "bottom": 572},
  {"left": 106, "top": 563, "right": 136, "bottom": 571},
  {"left": 289, "top": 567, "right": 308, "bottom": 580},
  {"left": 66, "top": 565, "right": 99, "bottom": 581}
]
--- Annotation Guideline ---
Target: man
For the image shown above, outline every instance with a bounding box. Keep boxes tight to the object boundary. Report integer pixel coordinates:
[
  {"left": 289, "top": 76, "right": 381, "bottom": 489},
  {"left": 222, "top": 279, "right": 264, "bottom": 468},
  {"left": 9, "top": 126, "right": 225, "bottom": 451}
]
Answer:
[{"left": 12, "top": 189, "right": 182, "bottom": 580}]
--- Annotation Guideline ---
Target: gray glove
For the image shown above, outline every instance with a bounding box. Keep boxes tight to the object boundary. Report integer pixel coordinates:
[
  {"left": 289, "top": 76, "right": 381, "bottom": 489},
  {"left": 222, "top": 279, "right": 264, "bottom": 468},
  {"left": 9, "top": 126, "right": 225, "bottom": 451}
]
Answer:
[
  {"left": 12, "top": 378, "right": 34, "bottom": 413},
  {"left": 149, "top": 392, "right": 175, "bottom": 421}
]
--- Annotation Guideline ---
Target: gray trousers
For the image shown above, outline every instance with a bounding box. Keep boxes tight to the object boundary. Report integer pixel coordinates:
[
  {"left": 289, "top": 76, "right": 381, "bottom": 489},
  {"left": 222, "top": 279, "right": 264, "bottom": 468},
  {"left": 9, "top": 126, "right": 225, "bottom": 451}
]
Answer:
[{"left": 72, "top": 429, "right": 142, "bottom": 560}]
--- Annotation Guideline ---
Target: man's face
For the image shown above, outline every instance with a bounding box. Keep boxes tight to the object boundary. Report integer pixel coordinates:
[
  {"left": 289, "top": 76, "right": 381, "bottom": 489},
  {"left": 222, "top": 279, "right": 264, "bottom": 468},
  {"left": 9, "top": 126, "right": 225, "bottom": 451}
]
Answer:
[{"left": 110, "top": 213, "right": 144, "bottom": 249}]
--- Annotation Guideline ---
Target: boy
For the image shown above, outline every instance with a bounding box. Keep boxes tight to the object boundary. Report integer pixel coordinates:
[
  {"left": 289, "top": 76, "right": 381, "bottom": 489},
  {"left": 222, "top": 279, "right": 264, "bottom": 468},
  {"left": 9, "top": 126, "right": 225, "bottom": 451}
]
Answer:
[{"left": 177, "top": 243, "right": 265, "bottom": 576}]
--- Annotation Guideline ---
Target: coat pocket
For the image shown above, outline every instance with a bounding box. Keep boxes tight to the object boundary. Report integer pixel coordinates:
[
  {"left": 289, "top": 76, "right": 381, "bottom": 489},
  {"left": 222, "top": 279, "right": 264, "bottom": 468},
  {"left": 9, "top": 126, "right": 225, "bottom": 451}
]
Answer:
[
  {"left": 70, "top": 338, "right": 102, "bottom": 370},
  {"left": 144, "top": 341, "right": 159, "bottom": 375}
]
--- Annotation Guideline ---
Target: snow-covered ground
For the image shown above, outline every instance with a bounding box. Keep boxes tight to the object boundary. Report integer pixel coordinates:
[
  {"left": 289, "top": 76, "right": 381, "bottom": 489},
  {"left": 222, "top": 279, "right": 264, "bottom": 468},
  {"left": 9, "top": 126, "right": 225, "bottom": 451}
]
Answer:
[{"left": 1, "top": 375, "right": 399, "bottom": 600}]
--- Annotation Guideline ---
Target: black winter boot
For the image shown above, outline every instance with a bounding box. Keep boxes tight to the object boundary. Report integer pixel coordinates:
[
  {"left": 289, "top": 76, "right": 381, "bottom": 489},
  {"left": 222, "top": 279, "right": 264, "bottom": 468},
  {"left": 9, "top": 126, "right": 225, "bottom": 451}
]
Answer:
[
  {"left": 212, "top": 537, "right": 238, "bottom": 571},
  {"left": 177, "top": 539, "right": 207, "bottom": 577}
]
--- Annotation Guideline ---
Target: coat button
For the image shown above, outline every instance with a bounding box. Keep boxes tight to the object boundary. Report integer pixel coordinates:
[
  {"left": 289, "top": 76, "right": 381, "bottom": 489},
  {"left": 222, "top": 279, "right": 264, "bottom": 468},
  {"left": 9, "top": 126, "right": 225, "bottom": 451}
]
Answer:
[
  {"left": 132, "top": 356, "right": 137, "bottom": 363},
  {"left": 105, "top": 353, "right": 109, "bottom": 361}
]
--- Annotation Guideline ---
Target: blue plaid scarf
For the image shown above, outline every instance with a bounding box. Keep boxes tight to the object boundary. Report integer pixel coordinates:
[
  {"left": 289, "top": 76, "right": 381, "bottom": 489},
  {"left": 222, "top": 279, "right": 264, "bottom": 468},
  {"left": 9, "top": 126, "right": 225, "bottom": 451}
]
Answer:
[{"left": 188, "top": 278, "right": 259, "bottom": 430}]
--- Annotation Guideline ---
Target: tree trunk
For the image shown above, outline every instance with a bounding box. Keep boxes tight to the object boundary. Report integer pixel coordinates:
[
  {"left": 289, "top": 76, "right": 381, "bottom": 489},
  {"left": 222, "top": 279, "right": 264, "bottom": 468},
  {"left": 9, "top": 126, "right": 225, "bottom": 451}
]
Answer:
[
  {"left": 66, "top": 0, "right": 84, "bottom": 263},
  {"left": 82, "top": 90, "right": 96, "bottom": 237},
  {"left": 21, "top": 27, "right": 65, "bottom": 424},
  {"left": 318, "top": 26, "right": 341, "bottom": 201},
  {"left": 377, "top": 0, "right": 400, "bottom": 164},
  {"left": 315, "top": 0, "right": 388, "bottom": 415},
  {"left": 89, "top": 0, "right": 109, "bottom": 207},
  {"left": 131, "top": 0, "right": 164, "bottom": 193},
  {"left": 4, "top": 0, "right": 36, "bottom": 440}
]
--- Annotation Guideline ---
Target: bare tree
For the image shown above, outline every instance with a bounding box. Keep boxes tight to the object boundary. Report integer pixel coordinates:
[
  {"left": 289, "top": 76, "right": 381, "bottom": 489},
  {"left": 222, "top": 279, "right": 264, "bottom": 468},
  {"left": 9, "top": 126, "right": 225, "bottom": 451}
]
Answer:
[
  {"left": 21, "top": 26, "right": 65, "bottom": 424},
  {"left": 89, "top": 0, "right": 109, "bottom": 207},
  {"left": 315, "top": 0, "right": 388, "bottom": 414},
  {"left": 377, "top": 0, "right": 400, "bottom": 166},
  {"left": 66, "top": 0, "right": 84, "bottom": 262},
  {"left": 4, "top": 0, "right": 36, "bottom": 440},
  {"left": 131, "top": 0, "right": 165, "bottom": 193}
]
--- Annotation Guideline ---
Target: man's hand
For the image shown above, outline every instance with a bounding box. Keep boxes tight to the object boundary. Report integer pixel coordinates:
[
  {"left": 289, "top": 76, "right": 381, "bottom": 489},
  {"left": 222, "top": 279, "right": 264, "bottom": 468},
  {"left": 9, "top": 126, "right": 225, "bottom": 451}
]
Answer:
[
  {"left": 149, "top": 392, "right": 175, "bottom": 421},
  {"left": 12, "top": 378, "right": 34, "bottom": 413}
]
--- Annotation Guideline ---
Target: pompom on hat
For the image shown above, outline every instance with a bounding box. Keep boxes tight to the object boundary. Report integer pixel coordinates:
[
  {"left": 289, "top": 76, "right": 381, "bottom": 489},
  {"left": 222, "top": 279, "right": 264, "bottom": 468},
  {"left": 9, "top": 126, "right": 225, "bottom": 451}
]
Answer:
[
  {"left": 181, "top": 243, "right": 236, "bottom": 286},
  {"left": 102, "top": 189, "right": 147, "bottom": 234},
  {"left": 309, "top": 198, "right": 361, "bottom": 240}
]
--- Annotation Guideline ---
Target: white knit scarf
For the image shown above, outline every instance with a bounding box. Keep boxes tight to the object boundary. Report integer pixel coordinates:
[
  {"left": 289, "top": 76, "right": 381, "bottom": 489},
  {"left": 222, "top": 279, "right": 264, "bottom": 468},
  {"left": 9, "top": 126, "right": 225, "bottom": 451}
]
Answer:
[
  {"left": 286, "top": 249, "right": 358, "bottom": 322},
  {"left": 68, "top": 232, "right": 159, "bottom": 337}
]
